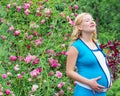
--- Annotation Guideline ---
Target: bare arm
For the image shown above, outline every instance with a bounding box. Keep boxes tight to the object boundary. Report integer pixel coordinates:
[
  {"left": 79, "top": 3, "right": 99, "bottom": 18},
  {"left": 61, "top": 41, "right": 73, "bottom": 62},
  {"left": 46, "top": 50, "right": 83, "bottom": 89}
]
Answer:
[
  {"left": 66, "top": 46, "right": 105, "bottom": 92},
  {"left": 66, "top": 46, "right": 90, "bottom": 84}
]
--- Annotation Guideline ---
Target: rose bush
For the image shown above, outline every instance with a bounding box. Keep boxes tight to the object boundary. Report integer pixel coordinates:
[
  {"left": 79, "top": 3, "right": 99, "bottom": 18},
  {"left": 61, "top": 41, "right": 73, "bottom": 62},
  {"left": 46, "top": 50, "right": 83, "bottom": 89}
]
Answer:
[
  {"left": 100, "top": 40, "right": 120, "bottom": 80},
  {"left": 0, "top": 0, "right": 75, "bottom": 95},
  {"left": 0, "top": 0, "right": 120, "bottom": 96}
]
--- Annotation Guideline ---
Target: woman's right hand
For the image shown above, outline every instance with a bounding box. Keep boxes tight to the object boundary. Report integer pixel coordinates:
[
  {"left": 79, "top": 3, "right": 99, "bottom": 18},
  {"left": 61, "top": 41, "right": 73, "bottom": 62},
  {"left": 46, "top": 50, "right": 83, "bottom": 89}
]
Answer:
[{"left": 88, "top": 76, "right": 105, "bottom": 92}]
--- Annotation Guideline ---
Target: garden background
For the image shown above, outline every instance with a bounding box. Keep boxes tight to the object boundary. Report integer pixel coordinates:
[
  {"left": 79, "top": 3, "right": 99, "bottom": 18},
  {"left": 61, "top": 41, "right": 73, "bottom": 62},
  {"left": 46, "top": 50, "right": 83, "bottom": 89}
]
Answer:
[{"left": 0, "top": 0, "right": 120, "bottom": 96}]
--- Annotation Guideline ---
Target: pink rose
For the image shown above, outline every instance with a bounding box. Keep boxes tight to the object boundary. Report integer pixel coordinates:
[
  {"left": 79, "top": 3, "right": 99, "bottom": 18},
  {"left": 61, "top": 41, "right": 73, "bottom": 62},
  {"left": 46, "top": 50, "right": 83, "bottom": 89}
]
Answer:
[
  {"left": 24, "top": 3, "right": 30, "bottom": 9},
  {"left": 69, "top": 20, "right": 75, "bottom": 26},
  {"left": 35, "top": 38, "right": 42, "bottom": 46},
  {"left": 2, "top": 74, "right": 7, "bottom": 79},
  {"left": 48, "top": 71, "right": 54, "bottom": 76},
  {"left": 59, "top": 90, "right": 64, "bottom": 95},
  {"left": 44, "top": 8, "right": 51, "bottom": 15},
  {"left": 0, "top": 18, "right": 3, "bottom": 23},
  {"left": 8, "top": 25, "right": 14, "bottom": 31},
  {"left": 6, "top": 89, "right": 11, "bottom": 95},
  {"left": 50, "top": 25, "right": 54, "bottom": 29},
  {"left": 14, "top": 30, "right": 21, "bottom": 36},
  {"left": 0, "top": 92, "right": 3, "bottom": 95},
  {"left": 14, "top": 65, "right": 20, "bottom": 71},
  {"left": 10, "top": 55, "right": 17, "bottom": 61},
  {"left": 32, "top": 84, "right": 38, "bottom": 92},
  {"left": 16, "top": 6, "right": 21, "bottom": 12},
  {"left": 30, "top": 70, "right": 37, "bottom": 78},
  {"left": 30, "top": 68, "right": 42, "bottom": 78},
  {"left": 64, "top": 37, "right": 67, "bottom": 40},
  {"left": 32, "top": 58, "right": 40, "bottom": 65},
  {"left": 41, "top": 19, "right": 45, "bottom": 24},
  {"left": 17, "top": 74, "right": 22, "bottom": 79},
  {"left": 24, "top": 9, "right": 30, "bottom": 15},
  {"left": 24, "top": 55, "right": 36, "bottom": 64},
  {"left": 74, "top": 5, "right": 79, "bottom": 10},
  {"left": 58, "top": 82, "right": 65, "bottom": 88},
  {"left": 7, "top": 4, "right": 11, "bottom": 9},
  {"left": 55, "top": 71, "right": 62, "bottom": 78}
]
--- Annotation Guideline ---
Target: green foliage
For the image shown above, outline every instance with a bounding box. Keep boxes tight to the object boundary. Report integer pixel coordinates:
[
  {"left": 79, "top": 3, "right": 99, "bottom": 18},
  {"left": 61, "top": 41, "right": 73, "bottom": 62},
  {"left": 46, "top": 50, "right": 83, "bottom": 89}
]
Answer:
[
  {"left": 107, "top": 79, "right": 120, "bottom": 96},
  {"left": 0, "top": 0, "right": 120, "bottom": 96},
  {"left": 75, "top": 0, "right": 120, "bottom": 41}
]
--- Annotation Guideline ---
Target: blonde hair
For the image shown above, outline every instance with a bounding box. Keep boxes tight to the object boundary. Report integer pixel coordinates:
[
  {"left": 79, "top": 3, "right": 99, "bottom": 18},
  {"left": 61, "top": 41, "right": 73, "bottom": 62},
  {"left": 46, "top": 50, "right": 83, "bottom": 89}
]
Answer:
[{"left": 71, "top": 12, "right": 97, "bottom": 42}]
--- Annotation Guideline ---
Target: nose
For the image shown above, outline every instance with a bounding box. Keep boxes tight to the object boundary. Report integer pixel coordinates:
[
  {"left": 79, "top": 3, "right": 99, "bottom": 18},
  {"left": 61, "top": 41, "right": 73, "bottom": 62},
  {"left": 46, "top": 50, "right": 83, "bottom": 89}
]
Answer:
[
  {"left": 91, "top": 20, "right": 95, "bottom": 24},
  {"left": 91, "top": 20, "right": 96, "bottom": 25}
]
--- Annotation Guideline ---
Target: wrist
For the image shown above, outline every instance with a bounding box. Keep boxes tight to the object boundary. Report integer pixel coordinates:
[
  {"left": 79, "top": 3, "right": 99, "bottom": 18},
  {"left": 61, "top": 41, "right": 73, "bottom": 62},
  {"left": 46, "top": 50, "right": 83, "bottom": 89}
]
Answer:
[{"left": 85, "top": 79, "right": 91, "bottom": 87}]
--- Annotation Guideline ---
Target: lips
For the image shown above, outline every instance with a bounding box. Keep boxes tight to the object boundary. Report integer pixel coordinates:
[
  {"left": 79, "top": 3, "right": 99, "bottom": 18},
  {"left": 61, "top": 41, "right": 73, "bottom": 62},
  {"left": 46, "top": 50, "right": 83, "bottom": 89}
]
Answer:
[{"left": 90, "top": 24, "right": 95, "bottom": 27}]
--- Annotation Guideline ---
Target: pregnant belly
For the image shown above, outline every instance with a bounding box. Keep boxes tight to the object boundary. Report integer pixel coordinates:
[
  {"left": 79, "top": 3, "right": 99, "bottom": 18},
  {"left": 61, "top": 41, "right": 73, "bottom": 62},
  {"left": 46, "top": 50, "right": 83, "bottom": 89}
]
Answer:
[
  {"left": 97, "top": 76, "right": 108, "bottom": 88},
  {"left": 79, "top": 71, "right": 108, "bottom": 88}
]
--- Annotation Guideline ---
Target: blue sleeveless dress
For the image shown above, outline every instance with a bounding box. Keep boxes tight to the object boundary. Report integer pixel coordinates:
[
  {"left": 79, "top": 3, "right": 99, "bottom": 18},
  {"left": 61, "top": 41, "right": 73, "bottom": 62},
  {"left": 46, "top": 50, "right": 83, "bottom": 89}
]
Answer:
[{"left": 71, "top": 39, "right": 111, "bottom": 96}]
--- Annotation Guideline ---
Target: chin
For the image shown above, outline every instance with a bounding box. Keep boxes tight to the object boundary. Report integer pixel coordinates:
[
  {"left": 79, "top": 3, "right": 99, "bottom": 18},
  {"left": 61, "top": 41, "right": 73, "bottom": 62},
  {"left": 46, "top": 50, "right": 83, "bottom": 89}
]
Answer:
[
  {"left": 88, "top": 30, "right": 95, "bottom": 33},
  {"left": 90, "top": 28, "right": 96, "bottom": 32}
]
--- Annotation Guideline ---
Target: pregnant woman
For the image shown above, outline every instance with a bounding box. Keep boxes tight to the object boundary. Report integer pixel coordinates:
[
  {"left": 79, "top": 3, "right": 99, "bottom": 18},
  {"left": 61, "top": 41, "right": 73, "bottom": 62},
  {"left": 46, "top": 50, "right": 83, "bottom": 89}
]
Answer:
[{"left": 66, "top": 12, "right": 112, "bottom": 96}]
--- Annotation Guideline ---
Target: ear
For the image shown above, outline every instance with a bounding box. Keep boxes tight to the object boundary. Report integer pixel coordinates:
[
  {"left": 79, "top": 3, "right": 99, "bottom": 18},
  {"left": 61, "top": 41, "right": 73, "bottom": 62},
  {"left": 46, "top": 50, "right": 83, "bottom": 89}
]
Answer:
[{"left": 77, "top": 25, "right": 82, "bottom": 31}]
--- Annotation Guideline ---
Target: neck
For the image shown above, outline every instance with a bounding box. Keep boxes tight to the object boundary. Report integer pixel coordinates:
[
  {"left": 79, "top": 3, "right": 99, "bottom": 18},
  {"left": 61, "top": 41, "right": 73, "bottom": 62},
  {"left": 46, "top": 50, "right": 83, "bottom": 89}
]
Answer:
[{"left": 80, "top": 33, "right": 93, "bottom": 43}]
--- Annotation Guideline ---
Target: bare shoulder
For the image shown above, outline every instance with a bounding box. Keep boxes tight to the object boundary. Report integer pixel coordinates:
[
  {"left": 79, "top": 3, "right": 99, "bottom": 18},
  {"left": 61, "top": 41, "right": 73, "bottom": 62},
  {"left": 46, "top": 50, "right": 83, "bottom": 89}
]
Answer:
[
  {"left": 67, "top": 46, "right": 78, "bottom": 55},
  {"left": 66, "top": 46, "right": 79, "bottom": 66}
]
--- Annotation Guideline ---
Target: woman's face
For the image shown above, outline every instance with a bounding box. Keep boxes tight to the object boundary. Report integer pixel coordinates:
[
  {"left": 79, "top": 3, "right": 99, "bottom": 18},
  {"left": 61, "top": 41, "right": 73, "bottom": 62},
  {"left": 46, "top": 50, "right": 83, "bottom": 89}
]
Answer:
[{"left": 79, "top": 14, "right": 96, "bottom": 33}]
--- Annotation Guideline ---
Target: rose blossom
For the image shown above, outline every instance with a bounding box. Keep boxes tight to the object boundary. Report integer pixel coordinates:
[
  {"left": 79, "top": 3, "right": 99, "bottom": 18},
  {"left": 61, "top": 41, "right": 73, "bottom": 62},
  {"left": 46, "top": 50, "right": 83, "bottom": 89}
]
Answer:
[
  {"left": 44, "top": 8, "right": 51, "bottom": 15},
  {"left": 24, "top": 3, "right": 30, "bottom": 9},
  {"left": 50, "top": 25, "right": 54, "bottom": 29},
  {"left": 32, "top": 58, "right": 40, "bottom": 65},
  {"left": 61, "top": 44, "right": 66, "bottom": 48},
  {"left": 14, "top": 30, "right": 21, "bottom": 36},
  {"left": 24, "top": 54, "right": 36, "bottom": 64},
  {"left": 64, "top": 37, "right": 67, "bottom": 40},
  {"left": 10, "top": 55, "right": 17, "bottom": 61},
  {"left": 0, "top": 18, "right": 3, "bottom": 23},
  {"left": 74, "top": 5, "right": 79, "bottom": 10},
  {"left": 69, "top": 20, "right": 75, "bottom": 26},
  {"left": 30, "top": 68, "right": 42, "bottom": 78},
  {"left": 14, "top": 65, "right": 20, "bottom": 71},
  {"left": 7, "top": 4, "right": 11, "bottom": 9},
  {"left": 30, "top": 70, "right": 37, "bottom": 78},
  {"left": 57, "top": 82, "right": 65, "bottom": 88},
  {"left": 61, "top": 51, "right": 68, "bottom": 56},
  {"left": 2, "top": 74, "right": 7, "bottom": 79},
  {"left": 17, "top": 74, "right": 22, "bottom": 79},
  {"left": 59, "top": 90, "right": 64, "bottom": 95},
  {"left": 0, "top": 92, "right": 3, "bottom": 95},
  {"left": 24, "top": 9, "right": 30, "bottom": 15},
  {"left": 41, "top": 19, "right": 45, "bottom": 24},
  {"left": 8, "top": 25, "right": 14, "bottom": 31},
  {"left": 48, "top": 71, "right": 54, "bottom": 76},
  {"left": 48, "top": 58, "right": 61, "bottom": 68},
  {"left": 21, "top": 71, "right": 25, "bottom": 75},
  {"left": 16, "top": 6, "right": 21, "bottom": 12},
  {"left": 0, "top": 35, "right": 7, "bottom": 40},
  {"left": 5, "top": 89, "right": 11, "bottom": 95},
  {"left": 29, "top": 1, "right": 33, "bottom": 5},
  {"left": 55, "top": 71, "right": 62, "bottom": 78},
  {"left": 35, "top": 37, "right": 42, "bottom": 46},
  {"left": 32, "top": 84, "right": 38, "bottom": 92}
]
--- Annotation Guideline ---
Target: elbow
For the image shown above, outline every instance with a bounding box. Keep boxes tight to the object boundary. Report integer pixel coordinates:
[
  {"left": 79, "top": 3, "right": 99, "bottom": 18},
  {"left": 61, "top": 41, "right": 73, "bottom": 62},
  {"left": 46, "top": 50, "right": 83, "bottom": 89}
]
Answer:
[
  {"left": 66, "top": 70, "right": 72, "bottom": 77},
  {"left": 66, "top": 70, "right": 69, "bottom": 76}
]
